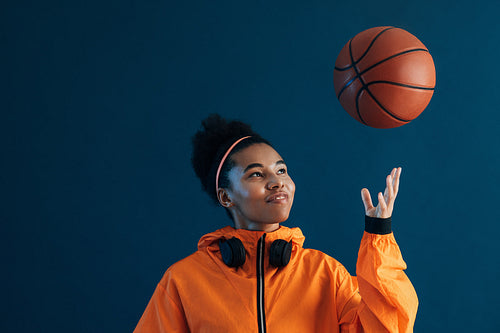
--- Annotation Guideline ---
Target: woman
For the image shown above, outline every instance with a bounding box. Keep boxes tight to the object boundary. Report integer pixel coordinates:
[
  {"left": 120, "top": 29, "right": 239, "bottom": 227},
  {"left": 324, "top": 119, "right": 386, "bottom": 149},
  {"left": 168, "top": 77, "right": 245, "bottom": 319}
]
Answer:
[{"left": 134, "top": 114, "right": 418, "bottom": 332}]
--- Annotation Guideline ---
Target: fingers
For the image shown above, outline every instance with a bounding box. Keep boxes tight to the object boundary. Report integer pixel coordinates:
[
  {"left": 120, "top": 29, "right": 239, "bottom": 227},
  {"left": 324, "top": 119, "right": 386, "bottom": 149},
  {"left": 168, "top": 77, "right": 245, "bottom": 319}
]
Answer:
[
  {"left": 385, "top": 173, "right": 393, "bottom": 201},
  {"left": 362, "top": 167, "right": 402, "bottom": 218},
  {"left": 377, "top": 192, "right": 391, "bottom": 218},
  {"left": 361, "top": 188, "right": 373, "bottom": 212},
  {"left": 393, "top": 167, "right": 401, "bottom": 196},
  {"left": 383, "top": 168, "right": 394, "bottom": 203},
  {"left": 384, "top": 167, "right": 402, "bottom": 217},
  {"left": 386, "top": 167, "right": 401, "bottom": 200},
  {"left": 378, "top": 192, "right": 387, "bottom": 211}
]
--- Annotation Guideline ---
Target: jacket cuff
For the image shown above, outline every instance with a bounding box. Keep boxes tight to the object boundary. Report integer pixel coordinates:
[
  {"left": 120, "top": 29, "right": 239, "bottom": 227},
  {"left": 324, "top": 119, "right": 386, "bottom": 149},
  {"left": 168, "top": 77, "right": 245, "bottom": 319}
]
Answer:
[{"left": 365, "top": 215, "right": 392, "bottom": 235}]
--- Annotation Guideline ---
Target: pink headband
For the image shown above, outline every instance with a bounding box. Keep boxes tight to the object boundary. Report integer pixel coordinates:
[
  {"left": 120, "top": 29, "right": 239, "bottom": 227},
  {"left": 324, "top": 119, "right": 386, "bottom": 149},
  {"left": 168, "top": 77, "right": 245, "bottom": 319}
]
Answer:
[{"left": 215, "top": 136, "right": 251, "bottom": 194}]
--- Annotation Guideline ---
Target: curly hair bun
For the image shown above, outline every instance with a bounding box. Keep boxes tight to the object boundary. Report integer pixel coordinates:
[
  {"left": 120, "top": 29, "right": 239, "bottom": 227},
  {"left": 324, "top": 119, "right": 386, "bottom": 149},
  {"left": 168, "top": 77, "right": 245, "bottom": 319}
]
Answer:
[{"left": 191, "top": 114, "right": 271, "bottom": 204}]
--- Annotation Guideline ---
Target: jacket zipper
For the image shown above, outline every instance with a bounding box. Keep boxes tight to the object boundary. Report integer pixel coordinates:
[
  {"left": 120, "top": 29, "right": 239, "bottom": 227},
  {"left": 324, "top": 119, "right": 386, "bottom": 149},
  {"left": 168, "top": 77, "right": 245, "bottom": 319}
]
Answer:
[{"left": 257, "top": 234, "right": 266, "bottom": 333}]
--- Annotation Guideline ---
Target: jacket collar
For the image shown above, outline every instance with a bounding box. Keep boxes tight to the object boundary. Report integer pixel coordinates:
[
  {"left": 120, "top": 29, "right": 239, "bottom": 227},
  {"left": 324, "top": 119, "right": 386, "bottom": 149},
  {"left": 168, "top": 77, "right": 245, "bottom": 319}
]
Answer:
[{"left": 197, "top": 225, "right": 306, "bottom": 251}]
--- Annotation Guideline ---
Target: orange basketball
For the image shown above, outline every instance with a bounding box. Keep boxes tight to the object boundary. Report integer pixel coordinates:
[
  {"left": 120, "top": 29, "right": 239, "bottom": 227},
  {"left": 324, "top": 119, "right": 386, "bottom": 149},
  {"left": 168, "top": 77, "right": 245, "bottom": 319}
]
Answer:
[{"left": 333, "top": 26, "right": 436, "bottom": 128}]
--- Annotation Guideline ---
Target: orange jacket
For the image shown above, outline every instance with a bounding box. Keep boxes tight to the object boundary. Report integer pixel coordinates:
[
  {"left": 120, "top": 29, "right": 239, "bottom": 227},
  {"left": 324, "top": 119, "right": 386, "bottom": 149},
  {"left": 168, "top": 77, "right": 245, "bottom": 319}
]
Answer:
[{"left": 135, "top": 225, "right": 418, "bottom": 332}]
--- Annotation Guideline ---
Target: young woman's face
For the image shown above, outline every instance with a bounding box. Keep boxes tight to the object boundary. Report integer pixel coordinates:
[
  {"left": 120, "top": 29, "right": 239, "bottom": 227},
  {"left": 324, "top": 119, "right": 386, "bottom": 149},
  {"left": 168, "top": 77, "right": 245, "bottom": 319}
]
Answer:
[{"left": 224, "top": 143, "right": 295, "bottom": 231}]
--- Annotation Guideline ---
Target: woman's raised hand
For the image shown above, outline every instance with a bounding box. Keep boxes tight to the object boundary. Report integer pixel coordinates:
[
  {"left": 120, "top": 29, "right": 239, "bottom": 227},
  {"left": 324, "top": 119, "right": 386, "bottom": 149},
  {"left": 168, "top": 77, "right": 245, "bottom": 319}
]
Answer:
[{"left": 361, "top": 167, "right": 401, "bottom": 219}]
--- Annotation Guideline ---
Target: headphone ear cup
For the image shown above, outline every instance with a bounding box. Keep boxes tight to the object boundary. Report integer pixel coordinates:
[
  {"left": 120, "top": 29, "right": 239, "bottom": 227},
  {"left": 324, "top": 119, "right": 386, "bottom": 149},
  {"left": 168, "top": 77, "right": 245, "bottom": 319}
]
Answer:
[
  {"left": 269, "top": 239, "right": 293, "bottom": 267},
  {"left": 219, "top": 237, "right": 246, "bottom": 267}
]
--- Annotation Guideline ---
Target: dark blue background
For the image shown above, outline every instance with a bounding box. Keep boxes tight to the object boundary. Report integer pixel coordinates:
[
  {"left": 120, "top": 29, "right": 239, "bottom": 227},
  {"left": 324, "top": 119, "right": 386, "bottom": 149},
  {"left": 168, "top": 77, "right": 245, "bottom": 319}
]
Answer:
[{"left": 3, "top": 0, "right": 499, "bottom": 331}]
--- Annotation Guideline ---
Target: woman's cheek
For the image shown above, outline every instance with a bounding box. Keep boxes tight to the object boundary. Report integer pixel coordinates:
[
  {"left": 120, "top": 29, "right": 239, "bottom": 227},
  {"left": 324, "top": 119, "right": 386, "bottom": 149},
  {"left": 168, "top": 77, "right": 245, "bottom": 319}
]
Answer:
[
  {"left": 247, "top": 184, "right": 264, "bottom": 200},
  {"left": 288, "top": 178, "right": 296, "bottom": 193}
]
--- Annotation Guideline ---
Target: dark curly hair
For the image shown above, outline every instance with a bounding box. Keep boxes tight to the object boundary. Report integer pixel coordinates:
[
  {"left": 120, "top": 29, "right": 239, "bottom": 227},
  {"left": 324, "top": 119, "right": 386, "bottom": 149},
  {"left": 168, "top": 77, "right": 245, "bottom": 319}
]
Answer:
[{"left": 191, "top": 114, "right": 272, "bottom": 207}]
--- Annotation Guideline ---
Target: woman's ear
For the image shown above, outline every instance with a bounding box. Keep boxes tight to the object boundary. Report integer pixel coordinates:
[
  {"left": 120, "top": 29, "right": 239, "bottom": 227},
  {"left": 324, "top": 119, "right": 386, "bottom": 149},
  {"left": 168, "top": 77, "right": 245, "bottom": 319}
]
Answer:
[{"left": 217, "top": 188, "right": 234, "bottom": 208}]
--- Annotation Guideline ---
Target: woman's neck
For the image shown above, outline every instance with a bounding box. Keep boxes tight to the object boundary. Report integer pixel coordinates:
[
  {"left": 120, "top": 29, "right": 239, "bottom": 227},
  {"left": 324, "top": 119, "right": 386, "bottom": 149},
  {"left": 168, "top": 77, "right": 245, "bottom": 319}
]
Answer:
[{"left": 233, "top": 221, "right": 280, "bottom": 232}]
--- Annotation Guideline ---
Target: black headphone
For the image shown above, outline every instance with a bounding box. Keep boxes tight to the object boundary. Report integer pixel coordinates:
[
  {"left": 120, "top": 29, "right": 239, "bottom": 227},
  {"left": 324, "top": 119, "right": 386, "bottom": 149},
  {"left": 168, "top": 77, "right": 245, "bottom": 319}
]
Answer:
[{"left": 219, "top": 237, "right": 293, "bottom": 268}]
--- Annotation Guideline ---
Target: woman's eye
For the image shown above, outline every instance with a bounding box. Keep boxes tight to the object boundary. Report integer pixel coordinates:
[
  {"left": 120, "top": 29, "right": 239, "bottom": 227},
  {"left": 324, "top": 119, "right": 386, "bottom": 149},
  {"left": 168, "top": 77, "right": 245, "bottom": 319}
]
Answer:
[
  {"left": 250, "top": 172, "right": 263, "bottom": 177},
  {"left": 277, "top": 168, "right": 287, "bottom": 175}
]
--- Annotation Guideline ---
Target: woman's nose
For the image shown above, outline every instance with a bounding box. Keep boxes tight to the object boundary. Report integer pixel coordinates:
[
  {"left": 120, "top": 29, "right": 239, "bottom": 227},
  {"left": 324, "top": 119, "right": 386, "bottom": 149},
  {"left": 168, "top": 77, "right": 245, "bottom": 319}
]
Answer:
[{"left": 267, "top": 177, "right": 284, "bottom": 190}]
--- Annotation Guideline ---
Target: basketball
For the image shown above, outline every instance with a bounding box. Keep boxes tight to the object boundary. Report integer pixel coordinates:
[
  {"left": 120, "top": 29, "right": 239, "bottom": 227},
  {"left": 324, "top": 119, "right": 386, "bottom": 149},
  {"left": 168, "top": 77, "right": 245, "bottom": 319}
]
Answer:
[{"left": 333, "top": 26, "right": 436, "bottom": 128}]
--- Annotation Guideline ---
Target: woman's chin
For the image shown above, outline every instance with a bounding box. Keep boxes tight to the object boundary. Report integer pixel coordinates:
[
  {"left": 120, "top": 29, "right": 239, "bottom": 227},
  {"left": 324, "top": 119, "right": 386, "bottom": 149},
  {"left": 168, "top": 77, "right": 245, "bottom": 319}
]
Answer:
[
  {"left": 268, "top": 211, "right": 291, "bottom": 224},
  {"left": 252, "top": 213, "right": 289, "bottom": 226}
]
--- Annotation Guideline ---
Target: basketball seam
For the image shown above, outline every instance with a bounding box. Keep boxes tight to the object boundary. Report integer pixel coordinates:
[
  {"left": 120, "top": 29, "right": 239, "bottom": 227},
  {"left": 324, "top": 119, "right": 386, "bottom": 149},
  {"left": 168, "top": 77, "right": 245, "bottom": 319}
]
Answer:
[
  {"left": 366, "top": 81, "right": 435, "bottom": 90},
  {"left": 348, "top": 38, "right": 412, "bottom": 124},
  {"left": 349, "top": 39, "right": 368, "bottom": 125},
  {"left": 363, "top": 80, "right": 434, "bottom": 123},
  {"left": 363, "top": 89, "right": 413, "bottom": 122},
  {"left": 334, "top": 26, "right": 395, "bottom": 71},
  {"left": 337, "top": 48, "right": 432, "bottom": 100},
  {"left": 355, "top": 87, "right": 367, "bottom": 125},
  {"left": 359, "top": 48, "right": 431, "bottom": 78}
]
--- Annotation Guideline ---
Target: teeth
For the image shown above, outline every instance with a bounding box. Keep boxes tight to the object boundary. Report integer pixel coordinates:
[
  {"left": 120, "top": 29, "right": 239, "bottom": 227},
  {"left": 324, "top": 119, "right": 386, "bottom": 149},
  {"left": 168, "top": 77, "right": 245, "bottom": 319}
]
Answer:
[{"left": 268, "top": 194, "right": 286, "bottom": 202}]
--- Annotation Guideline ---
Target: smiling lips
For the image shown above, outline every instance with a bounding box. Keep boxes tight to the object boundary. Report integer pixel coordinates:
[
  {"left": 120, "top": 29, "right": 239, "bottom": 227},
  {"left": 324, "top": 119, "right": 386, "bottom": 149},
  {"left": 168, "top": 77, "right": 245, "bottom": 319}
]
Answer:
[{"left": 266, "top": 192, "right": 289, "bottom": 204}]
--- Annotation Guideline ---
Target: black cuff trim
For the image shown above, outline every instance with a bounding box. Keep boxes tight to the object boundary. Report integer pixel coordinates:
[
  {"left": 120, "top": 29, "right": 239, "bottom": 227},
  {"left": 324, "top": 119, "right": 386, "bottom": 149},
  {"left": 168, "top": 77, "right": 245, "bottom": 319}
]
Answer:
[{"left": 365, "top": 215, "right": 392, "bottom": 235}]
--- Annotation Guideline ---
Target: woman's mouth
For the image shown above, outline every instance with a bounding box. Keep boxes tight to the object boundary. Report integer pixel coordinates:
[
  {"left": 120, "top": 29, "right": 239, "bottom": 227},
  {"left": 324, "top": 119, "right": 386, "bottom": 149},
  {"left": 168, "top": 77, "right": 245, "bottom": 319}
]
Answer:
[{"left": 266, "top": 192, "right": 289, "bottom": 204}]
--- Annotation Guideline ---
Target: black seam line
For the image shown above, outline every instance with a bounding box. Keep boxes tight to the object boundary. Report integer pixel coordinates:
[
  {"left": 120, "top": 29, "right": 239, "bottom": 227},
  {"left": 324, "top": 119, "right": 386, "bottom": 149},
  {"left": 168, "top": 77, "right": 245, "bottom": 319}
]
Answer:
[
  {"left": 337, "top": 48, "right": 430, "bottom": 100},
  {"left": 363, "top": 86, "right": 412, "bottom": 122},
  {"left": 366, "top": 80, "right": 435, "bottom": 90},
  {"left": 336, "top": 76, "right": 356, "bottom": 100},
  {"left": 355, "top": 87, "right": 366, "bottom": 125},
  {"left": 349, "top": 38, "right": 368, "bottom": 125},
  {"left": 358, "top": 48, "right": 429, "bottom": 77},
  {"left": 361, "top": 80, "right": 434, "bottom": 123},
  {"left": 334, "top": 26, "right": 395, "bottom": 71},
  {"left": 257, "top": 234, "right": 266, "bottom": 333}
]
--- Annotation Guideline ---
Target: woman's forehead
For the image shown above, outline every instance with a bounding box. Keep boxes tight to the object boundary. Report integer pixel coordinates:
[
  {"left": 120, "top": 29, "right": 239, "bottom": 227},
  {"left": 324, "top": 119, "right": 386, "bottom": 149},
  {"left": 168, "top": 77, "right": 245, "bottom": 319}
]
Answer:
[{"left": 231, "top": 143, "right": 283, "bottom": 168}]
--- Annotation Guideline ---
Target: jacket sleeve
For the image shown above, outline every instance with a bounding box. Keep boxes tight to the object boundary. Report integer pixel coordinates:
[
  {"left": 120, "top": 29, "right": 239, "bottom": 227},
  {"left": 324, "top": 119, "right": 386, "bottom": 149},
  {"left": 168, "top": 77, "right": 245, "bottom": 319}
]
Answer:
[
  {"left": 338, "top": 216, "right": 418, "bottom": 333},
  {"left": 134, "top": 274, "right": 190, "bottom": 333}
]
